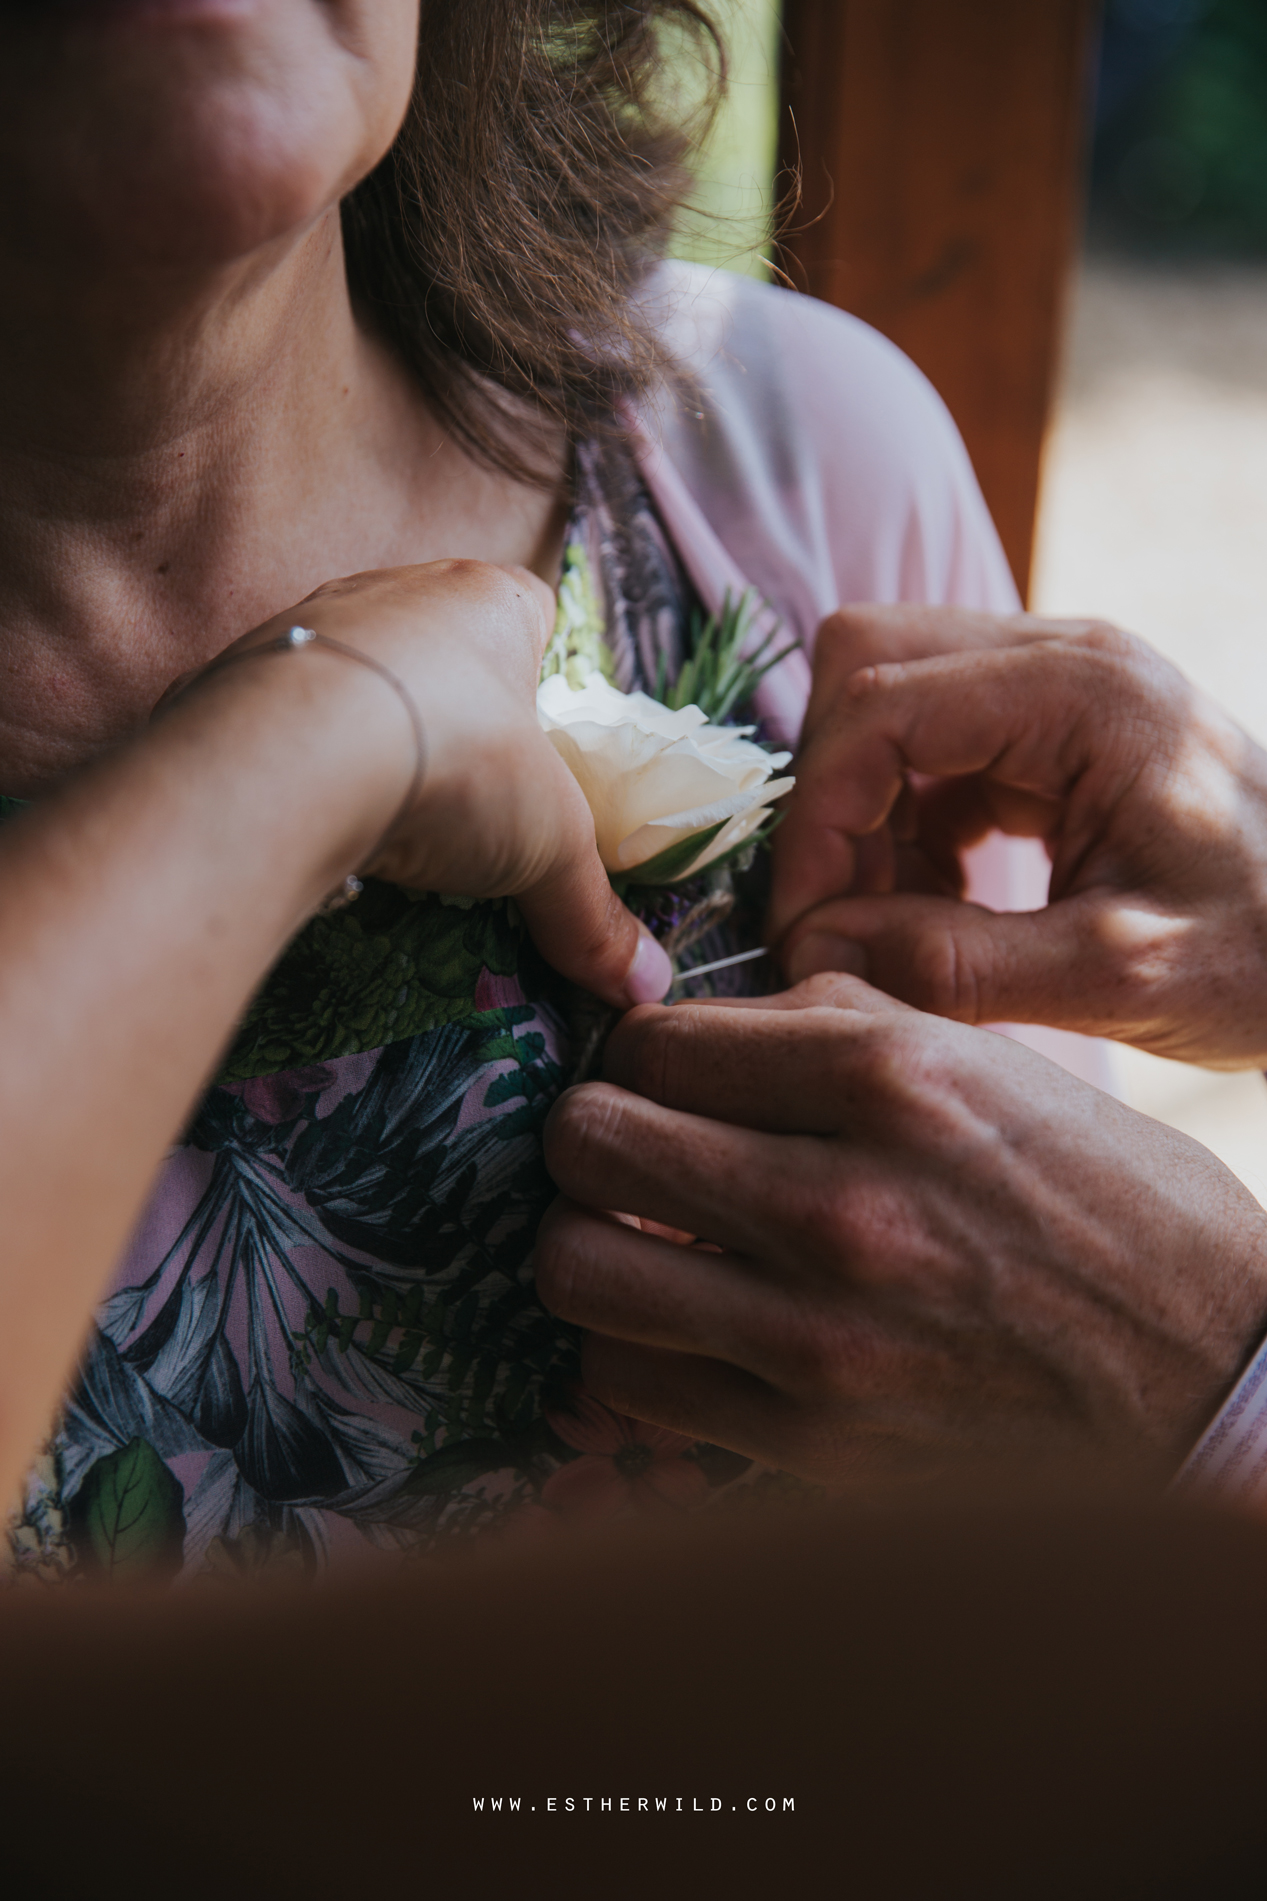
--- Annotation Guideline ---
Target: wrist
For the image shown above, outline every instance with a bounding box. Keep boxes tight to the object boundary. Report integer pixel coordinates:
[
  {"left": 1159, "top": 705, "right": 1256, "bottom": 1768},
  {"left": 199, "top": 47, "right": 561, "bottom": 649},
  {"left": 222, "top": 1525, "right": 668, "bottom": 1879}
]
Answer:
[
  {"left": 159, "top": 633, "right": 419, "bottom": 914},
  {"left": 1149, "top": 1222, "right": 1267, "bottom": 1466}
]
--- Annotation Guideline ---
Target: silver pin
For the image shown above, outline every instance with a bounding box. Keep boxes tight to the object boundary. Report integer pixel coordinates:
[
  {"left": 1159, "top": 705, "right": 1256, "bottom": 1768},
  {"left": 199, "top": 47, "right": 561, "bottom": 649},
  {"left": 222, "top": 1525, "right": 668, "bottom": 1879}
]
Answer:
[
  {"left": 287, "top": 624, "right": 317, "bottom": 646},
  {"left": 672, "top": 945, "right": 770, "bottom": 987}
]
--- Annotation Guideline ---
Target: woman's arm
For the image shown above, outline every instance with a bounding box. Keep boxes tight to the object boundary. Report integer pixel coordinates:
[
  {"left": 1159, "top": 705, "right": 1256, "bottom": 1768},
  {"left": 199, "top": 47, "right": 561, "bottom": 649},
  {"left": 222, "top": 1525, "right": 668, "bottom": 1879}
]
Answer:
[{"left": 0, "top": 558, "right": 668, "bottom": 1507}]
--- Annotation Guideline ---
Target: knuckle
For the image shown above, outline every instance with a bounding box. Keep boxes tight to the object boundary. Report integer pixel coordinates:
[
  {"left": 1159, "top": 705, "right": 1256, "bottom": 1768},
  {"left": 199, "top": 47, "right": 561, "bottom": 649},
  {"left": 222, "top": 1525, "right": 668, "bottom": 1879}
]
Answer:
[
  {"left": 824, "top": 1021, "right": 909, "bottom": 1106},
  {"left": 456, "top": 558, "right": 541, "bottom": 621},
  {"left": 422, "top": 557, "right": 524, "bottom": 617},
  {"left": 303, "top": 576, "right": 344, "bottom": 601},
  {"left": 431, "top": 555, "right": 492, "bottom": 587},
  {"left": 532, "top": 1211, "right": 589, "bottom": 1321},
  {"left": 1064, "top": 625, "right": 1184, "bottom": 724},
  {"left": 817, "top": 603, "right": 918, "bottom": 672},
  {"left": 789, "top": 1168, "right": 863, "bottom": 1264},
  {"left": 834, "top": 1018, "right": 972, "bottom": 1150},
  {"left": 783, "top": 1326, "right": 842, "bottom": 1394},
  {"left": 768, "top": 1304, "right": 885, "bottom": 1400},
  {"left": 534, "top": 1203, "right": 644, "bottom": 1330},
  {"left": 903, "top": 920, "right": 986, "bottom": 1022},
  {"left": 1068, "top": 618, "right": 1141, "bottom": 666},
  {"left": 542, "top": 1083, "right": 625, "bottom": 1186},
  {"left": 1084, "top": 907, "right": 1183, "bottom": 1007},
  {"left": 651, "top": 1011, "right": 709, "bottom": 1106},
  {"left": 793, "top": 971, "right": 867, "bottom": 1012},
  {"left": 605, "top": 1007, "right": 689, "bottom": 1105},
  {"left": 814, "top": 606, "right": 873, "bottom": 671}
]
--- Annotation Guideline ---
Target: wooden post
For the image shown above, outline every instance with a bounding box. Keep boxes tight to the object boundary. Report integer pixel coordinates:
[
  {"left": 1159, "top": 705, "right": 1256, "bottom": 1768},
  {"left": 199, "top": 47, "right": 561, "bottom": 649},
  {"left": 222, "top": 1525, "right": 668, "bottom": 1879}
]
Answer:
[{"left": 778, "top": 0, "right": 1097, "bottom": 601}]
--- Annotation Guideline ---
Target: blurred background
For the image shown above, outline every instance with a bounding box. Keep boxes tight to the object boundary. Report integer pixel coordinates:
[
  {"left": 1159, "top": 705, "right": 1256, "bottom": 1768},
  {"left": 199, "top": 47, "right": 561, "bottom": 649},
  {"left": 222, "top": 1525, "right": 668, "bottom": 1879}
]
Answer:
[{"left": 672, "top": 0, "right": 1267, "bottom": 1205}]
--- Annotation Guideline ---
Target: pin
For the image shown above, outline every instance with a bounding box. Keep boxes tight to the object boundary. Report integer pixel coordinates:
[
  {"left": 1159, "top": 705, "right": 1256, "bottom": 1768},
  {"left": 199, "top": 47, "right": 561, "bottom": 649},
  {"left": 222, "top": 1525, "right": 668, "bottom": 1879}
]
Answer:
[{"left": 672, "top": 945, "right": 770, "bottom": 987}]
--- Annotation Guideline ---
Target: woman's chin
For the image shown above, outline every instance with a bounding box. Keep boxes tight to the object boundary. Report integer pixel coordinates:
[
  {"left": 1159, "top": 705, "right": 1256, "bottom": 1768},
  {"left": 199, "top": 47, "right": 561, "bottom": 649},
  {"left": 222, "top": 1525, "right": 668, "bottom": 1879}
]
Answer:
[
  {"left": 1, "top": 98, "right": 356, "bottom": 272},
  {"left": 0, "top": 0, "right": 417, "bottom": 275}
]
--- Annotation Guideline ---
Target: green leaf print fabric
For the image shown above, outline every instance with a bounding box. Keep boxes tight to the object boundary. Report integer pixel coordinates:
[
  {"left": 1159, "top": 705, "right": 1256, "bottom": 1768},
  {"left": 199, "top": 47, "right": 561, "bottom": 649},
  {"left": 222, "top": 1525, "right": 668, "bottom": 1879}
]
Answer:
[
  {"left": 72, "top": 1437, "right": 187, "bottom": 1583},
  {"left": 9, "top": 440, "right": 767, "bottom": 1585},
  {"left": 220, "top": 888, "right": 528, "bottom": 1083}
]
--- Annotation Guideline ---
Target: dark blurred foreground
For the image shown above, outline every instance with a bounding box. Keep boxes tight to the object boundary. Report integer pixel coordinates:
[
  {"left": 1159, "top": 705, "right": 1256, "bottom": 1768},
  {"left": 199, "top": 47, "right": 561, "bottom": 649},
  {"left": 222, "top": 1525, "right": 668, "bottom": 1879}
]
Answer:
[{"left": 6, "top": 1495, "right": 1267, "bottom": 1896}]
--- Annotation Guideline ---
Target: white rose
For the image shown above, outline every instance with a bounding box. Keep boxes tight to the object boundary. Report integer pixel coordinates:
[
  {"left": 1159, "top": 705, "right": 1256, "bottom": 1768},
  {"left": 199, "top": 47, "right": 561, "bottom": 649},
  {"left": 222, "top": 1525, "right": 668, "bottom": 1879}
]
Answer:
[{"left": 537, "top": 670, "right": 794, "bottom": 881}]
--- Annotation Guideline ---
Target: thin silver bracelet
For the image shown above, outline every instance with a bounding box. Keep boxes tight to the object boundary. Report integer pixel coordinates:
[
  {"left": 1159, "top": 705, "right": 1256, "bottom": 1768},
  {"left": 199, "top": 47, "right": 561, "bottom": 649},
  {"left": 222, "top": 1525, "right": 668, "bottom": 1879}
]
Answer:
[{"left": 158, "top": 625, "right": 428, "bottom": 914}]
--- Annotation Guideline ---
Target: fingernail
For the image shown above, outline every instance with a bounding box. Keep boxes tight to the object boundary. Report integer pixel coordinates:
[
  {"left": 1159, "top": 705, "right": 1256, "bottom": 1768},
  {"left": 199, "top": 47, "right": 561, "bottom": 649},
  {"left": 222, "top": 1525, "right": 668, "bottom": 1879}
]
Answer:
[
  {"left": 624, "top": 930, "right": 674, "bottom": 1005},
  {"left": 785, "top": 933, "right": 868, "bottom": 986}
]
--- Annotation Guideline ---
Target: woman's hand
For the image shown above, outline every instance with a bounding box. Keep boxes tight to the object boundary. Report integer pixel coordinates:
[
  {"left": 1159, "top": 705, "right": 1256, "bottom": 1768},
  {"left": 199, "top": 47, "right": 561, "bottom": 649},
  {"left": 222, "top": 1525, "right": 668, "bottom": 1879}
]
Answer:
[
  {"left": 767, "top": 606, "right": 1267, "bottom": 1067},
  {"left": 193, "top": 559, "right": 671, "bottom": 1009},
  {"left": 0, "top": 556, "right": 667, "bottom": 1507},
  {"left": 536, "top": 977, "right": 1267, "bottom": 1484}
]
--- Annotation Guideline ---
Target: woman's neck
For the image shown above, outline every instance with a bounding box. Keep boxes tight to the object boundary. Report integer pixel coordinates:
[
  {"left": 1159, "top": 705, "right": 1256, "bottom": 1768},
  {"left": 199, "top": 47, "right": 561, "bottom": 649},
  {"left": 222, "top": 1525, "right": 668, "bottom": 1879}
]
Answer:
[{"left": 0, "top": 210, "right": 566, "bottom": 792}]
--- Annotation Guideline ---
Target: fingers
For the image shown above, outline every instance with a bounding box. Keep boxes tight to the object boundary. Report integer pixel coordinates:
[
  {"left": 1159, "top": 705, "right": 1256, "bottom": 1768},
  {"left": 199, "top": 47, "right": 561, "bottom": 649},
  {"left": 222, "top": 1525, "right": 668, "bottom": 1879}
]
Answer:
[
  {"left": 580, "top": 1333, "right": 911, "bottom": 1484},
  {"left": 536, "top": 1199, "right": 781, "bottom": 1372},
  {"left": 393, "top": 564, "right": 668, "bottom": 1008},
  {"left": 778, "top": 888, "right": 1178, "bottom": 1033},
  {"left": 457, "top": 568, "right": 674, "bottom": 1008},
  {"left": 579, "top": 1333, "right": 787, "bottom": 1467},
  {"left": 765, "top": 608, "right": 1074, "bottom": 927},
  {"left": 516, "top": 860, "right": 671, "bottom": 1011},
  {"left": 513, "top": 759, "right": 672, "bottom": 1008},
  {"left": 597, "top": 982, "right": 903, "bottom": 1132},
  {"left": 543, "top": 1084, "right": 824, "bottom": 1250},
  {"left": 769, "top": 632, "right": 1156, "bottom": 941},
  {"left": 649, "top": 973, "right": 889, "bottom": 1016},
  {"left": 538, "top": 1201, "right": 887, "bottom": 1460},
  {"left": 809, "top": 603, "right": 1062, "bottom": 688},
  {"left": 297, "top": 559, "right": 555, "bottom": 709},
  {"left": 910, "top": 774, "right": 1064, "bottom": 859}
]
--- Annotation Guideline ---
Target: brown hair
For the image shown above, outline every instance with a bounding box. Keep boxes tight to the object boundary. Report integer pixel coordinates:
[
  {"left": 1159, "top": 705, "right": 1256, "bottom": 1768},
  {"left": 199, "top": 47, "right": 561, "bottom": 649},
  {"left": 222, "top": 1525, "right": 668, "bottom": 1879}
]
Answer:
[{"left": 341, "top": 1, "right": 722, "bottom": 485}]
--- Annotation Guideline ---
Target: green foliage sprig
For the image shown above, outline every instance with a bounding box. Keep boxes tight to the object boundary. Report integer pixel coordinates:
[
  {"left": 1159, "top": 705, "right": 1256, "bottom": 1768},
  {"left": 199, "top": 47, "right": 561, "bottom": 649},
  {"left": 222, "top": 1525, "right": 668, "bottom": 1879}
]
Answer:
[
  {"left": 610, "top": 588, "right": 796, "bottom": 894},
  {"left": 655, "top": 586, "right": 797, "bottom": 730}
]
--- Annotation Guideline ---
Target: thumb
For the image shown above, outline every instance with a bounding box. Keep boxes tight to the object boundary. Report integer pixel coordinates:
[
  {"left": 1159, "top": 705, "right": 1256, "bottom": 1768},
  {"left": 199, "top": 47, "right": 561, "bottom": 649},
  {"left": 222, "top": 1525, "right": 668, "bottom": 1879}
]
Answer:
[
  {"left": 514, "top": 782, "right": 673, "bottom": 1011},
  {"left": 779, "top": 891, "right": 1131, "bottom": 1033}
]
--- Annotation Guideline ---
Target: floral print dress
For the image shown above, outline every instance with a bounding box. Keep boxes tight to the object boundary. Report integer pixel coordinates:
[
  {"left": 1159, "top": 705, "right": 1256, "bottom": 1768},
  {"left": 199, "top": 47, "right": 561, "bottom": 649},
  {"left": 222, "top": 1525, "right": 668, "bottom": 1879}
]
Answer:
[{"left": 9, "top": 440, "right": 770, "bottom": 1585}]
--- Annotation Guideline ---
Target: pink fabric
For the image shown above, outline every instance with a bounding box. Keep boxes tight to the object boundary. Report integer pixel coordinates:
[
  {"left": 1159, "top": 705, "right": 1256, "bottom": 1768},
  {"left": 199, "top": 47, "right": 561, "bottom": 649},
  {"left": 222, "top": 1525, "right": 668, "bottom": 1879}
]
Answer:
[
  {"left": 637, "top": 263, "right": 1114, "bottom": 1094},
  {"left": 628, "top": 409, "right": 813, "bottom": 751}
]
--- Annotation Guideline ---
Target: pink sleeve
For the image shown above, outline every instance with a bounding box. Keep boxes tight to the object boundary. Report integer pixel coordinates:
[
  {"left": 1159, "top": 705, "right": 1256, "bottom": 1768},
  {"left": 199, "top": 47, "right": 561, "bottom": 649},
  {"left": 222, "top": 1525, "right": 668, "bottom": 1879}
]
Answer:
[
  {"left": 637, "top": 266, "right": 1019, "bottom": 637},
  {"left": 637, "top": 266, "right": 1114, "bottom": 1091}
]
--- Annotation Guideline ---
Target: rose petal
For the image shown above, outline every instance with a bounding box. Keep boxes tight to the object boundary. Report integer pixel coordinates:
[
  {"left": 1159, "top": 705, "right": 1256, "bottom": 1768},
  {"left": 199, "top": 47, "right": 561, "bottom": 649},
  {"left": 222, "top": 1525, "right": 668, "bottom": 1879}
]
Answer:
[
  {"left": 617, "top": 784, "right": 776, "bottom": 870},
  {"left": 538, "top": 675, "right": 795, "bottom": 875},
  {"left": 678, "top": 781, "right": 796, "bottom": 878}
]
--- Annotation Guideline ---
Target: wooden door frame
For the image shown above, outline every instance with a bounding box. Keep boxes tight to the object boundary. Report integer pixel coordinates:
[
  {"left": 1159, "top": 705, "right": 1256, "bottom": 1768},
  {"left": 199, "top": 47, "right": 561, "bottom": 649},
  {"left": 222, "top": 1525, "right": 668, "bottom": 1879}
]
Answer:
[{"left": 778, "top": 0, "right": 1099, "bottom": 600}]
